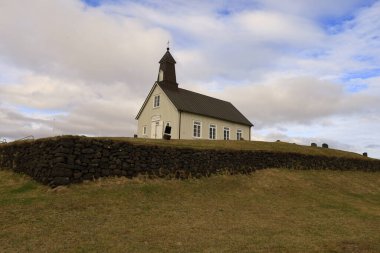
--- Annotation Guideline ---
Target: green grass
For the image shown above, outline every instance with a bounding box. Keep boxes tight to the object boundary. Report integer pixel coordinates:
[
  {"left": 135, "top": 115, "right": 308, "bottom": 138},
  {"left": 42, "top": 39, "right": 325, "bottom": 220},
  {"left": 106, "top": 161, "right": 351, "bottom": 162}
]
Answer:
[{"left": 1, "top": 169, "right": 379, "bottom": 252}]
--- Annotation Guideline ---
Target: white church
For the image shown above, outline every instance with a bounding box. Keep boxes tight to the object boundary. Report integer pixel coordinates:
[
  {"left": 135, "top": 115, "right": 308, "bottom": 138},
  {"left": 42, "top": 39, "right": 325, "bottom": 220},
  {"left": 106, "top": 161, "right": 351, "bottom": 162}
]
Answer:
[{"left": 136, "top": 48, "right": 253, "bottom": 140}]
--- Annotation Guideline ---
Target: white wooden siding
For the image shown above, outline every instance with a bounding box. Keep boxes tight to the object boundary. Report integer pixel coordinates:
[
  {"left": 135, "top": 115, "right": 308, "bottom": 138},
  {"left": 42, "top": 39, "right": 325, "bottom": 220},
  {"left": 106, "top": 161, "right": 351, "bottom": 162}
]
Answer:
[{"left": 179, "top": 112, "right": 251, "bottom": 140}]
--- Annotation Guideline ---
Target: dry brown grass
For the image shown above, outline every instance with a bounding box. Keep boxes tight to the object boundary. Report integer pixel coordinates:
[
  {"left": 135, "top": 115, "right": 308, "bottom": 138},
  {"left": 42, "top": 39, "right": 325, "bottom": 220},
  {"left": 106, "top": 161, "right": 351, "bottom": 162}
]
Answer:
[
  {"left": 1, "top": 169, "right": 380, "bottom": 252},
  {"left": 8, "top": 135, "right": 369, "bottom": 160}
]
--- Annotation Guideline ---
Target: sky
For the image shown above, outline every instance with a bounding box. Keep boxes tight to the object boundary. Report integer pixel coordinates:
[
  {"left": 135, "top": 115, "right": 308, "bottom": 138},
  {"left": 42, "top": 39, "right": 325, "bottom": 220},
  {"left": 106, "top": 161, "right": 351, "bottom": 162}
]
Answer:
[{"left": 1, "top": 0, "right": 380, "bottom": 158}]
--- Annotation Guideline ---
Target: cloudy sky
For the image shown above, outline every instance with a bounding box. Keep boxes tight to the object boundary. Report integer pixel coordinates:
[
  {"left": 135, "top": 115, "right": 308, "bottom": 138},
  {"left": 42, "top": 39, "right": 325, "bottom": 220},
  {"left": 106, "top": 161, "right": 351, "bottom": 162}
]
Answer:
[{"left": 1, "top": 0, "right": 380, "bottom": 158}]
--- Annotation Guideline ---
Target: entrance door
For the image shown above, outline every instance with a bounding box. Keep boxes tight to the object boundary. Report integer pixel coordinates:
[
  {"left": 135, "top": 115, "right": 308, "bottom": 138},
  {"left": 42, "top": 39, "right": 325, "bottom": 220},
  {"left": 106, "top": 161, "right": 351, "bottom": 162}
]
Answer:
[{"left": 151, "top": 121, "right": 163, "bottom": 139}]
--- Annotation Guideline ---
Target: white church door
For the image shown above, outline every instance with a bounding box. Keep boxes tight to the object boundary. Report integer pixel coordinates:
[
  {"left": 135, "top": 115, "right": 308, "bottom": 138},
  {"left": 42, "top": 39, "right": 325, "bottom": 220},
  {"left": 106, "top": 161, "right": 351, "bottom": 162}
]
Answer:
[{"left": 151, "top": 121, "right": 163, "bottom": 139}]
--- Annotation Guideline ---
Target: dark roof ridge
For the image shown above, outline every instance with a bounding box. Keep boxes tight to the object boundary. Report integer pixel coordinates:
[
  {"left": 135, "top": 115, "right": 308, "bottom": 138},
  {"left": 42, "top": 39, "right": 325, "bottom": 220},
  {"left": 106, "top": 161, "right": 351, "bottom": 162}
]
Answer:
[
  {"left": 176, "top": 86, "right": 234, "bottom": 105},
  {"left": 159, "top": 81, "right": 233, "bottom": 104}
]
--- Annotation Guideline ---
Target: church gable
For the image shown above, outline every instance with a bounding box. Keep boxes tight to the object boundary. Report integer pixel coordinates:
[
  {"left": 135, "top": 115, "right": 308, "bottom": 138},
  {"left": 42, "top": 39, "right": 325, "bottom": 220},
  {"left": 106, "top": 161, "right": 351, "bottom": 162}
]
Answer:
[
  {"left": 136, "top": 83, "right": 179, "bottom": 138},
  {"left": 135, "top": 83, "right": 177, "bottom": 121}
]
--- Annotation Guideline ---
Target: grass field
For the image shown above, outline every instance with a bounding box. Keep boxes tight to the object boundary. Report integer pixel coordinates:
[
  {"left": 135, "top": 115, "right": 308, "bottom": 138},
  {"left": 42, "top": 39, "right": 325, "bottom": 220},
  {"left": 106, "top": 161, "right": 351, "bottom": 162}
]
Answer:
[{"left": 1, "top": 169, "right": 379, "bottom": 252}]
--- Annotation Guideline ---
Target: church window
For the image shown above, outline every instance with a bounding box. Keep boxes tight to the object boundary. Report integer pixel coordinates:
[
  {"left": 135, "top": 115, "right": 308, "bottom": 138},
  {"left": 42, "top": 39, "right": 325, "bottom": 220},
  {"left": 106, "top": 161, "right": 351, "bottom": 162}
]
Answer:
[
  {"left": 223, "top": 127, "right": 230, "bottom": 140},
  {"left": 237, "top": 129, "right": 242, "bottom": 140},
  {"left": 153, "top": 95, "right": 160, "bottom": 108},
  {"left": 209, "top": 124, "right": 216, "bottom": 140},
  {"left": 193, "top": 121, "right": 201, "bottom": 138}
]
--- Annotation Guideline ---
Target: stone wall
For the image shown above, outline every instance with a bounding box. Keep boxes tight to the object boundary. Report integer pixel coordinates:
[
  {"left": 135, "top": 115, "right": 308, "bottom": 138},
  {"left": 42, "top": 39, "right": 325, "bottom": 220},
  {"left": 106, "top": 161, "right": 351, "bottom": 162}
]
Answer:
[{"left": 0, "top": 136, "right": 379, "bottom": 187}]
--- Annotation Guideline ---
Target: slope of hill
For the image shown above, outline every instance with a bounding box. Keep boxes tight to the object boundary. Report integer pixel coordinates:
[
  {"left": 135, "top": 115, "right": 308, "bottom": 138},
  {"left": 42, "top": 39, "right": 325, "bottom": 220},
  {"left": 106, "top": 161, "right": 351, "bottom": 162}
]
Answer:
[{"left": 1, "top": 169, "right": 379, "bottom": 252}]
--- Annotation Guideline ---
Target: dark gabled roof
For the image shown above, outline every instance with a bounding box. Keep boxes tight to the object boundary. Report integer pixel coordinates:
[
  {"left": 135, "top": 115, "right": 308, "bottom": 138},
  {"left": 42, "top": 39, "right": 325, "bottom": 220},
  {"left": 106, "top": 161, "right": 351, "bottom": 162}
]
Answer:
[
  {"left": 158, "top": 82, "right": 253, "bottom": 126},
  {"left": 159, "top": 48, "right": 176, "bottom": 64}
]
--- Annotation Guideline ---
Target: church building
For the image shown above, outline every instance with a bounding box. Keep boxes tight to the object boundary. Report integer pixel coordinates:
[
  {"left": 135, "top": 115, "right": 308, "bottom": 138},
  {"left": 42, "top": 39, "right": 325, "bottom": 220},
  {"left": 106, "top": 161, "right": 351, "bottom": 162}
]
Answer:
[{"left": 136, "top": 48, "right": 253, "bottom": 140}]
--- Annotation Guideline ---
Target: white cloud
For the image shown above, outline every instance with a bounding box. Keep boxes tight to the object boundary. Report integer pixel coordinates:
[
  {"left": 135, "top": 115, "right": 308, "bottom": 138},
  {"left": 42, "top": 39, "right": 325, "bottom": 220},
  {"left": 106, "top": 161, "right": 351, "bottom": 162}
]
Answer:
[
  {"left": 0, "top": 73, "right": 143, "bottom": 139},
  {"left": 0, "top": 0, "right": 169, "bottom": 88},
  {"left": 234, "top": 11, "right": 324, "bottom": 45},
  {"left": 1, "top": 75, "right": 84, "bottom": 110},
  {"left": 203, "top": 76, "right": 379, "bottom": 128},
  {"left": 0, "top": 0, "right": 380, "bottom": 158},
  {"left": 288, "top": 1, "right": 380, "bottom": 82}
]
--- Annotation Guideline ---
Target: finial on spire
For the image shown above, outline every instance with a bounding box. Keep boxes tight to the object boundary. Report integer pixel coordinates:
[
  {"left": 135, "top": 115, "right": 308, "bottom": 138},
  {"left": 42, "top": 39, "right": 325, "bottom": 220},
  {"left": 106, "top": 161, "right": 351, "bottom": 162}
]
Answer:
[{"left": 167, "top": 40, "right": 170, "bottom": 51}]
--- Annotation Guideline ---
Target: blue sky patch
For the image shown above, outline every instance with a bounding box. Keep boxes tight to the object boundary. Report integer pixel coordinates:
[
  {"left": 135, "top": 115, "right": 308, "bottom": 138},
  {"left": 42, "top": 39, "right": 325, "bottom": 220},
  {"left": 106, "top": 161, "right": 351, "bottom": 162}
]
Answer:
[
  {"left": 217, "top": 8, "right": 231, "bottom": 17},
  {"left": 352, "top": 55, "right": 375, "bottom": 63},
  {"left": 319, "top": 14, "right": 354, "bottom": 35},
  {"left": 342, "top": 68, "right": 380, "bottom": 81},
  {"left": 81, "top": 0, "right": 102, "bottom": 7},
  {"left": 345, "top": 83, "right": 369, "bottom": 93},
  {"left": 81, "top": 0, "right": 123, "bottom": 7},
  {"left": 16, "top": 106, "right": 67, "bottom": 116},
  {"left": 318, "top": 0, "right": 377, "bottom": 34}
]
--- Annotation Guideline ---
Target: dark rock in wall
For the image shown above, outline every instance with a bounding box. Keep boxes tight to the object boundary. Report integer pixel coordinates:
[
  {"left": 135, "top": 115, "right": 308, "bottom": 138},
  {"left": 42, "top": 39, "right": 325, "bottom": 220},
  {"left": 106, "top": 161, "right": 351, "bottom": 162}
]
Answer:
[
  {"left": 50, "top": 177, "right": 70, "bottom": 186},
  {"left": 82, "top": 148, "right": 95, "bottom": 154},
  {"left": 51, "top": 167, "right": 72, "bottom": 177}
]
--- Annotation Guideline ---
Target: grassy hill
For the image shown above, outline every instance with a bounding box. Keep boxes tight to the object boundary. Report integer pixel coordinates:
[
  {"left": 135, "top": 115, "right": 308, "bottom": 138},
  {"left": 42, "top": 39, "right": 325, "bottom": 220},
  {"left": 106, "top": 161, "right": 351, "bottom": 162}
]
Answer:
[
  {"left": 13, "top": 135, "right": 369, "bottom": 160},
  {"left": 1, "top": 168, "right": 379, "bottom": 252},
  {"left": 6, "top": 135, "right": 374, "bottom": 160}
]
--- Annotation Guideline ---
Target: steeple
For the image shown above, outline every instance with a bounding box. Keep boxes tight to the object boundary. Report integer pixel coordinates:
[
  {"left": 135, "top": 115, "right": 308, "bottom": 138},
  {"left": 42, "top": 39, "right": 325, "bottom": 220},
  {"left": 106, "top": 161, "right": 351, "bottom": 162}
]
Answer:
[{"left": 157, "top": 47, "right": 177, "bottom": 87}]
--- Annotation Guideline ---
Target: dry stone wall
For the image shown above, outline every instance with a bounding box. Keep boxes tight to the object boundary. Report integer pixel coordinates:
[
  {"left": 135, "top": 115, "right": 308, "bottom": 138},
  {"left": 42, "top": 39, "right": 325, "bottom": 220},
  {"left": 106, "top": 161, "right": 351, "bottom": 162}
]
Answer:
[{"left": 0, "top": 136, "right": 379, "bottom": 187}]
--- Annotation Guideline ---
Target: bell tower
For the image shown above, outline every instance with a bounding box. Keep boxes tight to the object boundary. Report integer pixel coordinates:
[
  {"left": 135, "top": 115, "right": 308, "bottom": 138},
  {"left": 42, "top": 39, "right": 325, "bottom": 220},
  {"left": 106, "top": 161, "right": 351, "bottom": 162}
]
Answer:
[{"left": 157, "top": 47, "right": 177, "bottom": 87}]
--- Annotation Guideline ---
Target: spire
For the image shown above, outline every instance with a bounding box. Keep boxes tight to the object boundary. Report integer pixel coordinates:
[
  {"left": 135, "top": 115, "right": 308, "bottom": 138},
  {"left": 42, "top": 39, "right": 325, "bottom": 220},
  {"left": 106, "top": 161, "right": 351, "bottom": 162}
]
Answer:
[
  {"left": 159, "top": 47, "right": 176, "bottom": 64},
  {"left": 157, "top": 47, "right": 177, "bottom": 86}
]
